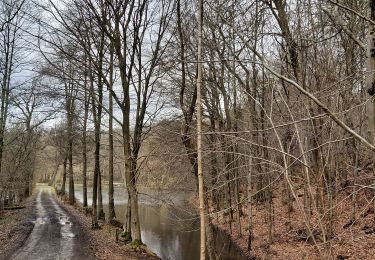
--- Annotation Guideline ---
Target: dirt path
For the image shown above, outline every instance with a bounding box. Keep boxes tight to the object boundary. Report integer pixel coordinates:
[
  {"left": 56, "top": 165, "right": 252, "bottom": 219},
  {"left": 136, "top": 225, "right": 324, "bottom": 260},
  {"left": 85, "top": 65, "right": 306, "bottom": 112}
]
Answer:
[{"left": 10, "top": 185, "right": 93, "bottom": 260}]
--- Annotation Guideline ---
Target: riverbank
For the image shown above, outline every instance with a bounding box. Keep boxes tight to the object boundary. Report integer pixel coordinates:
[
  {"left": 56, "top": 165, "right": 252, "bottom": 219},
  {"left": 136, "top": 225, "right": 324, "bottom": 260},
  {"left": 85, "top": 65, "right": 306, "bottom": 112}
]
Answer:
[
  {"left": 187, "top": 195, "right": 248, "bottom": 259},
  {"left": 59, "top": 196, "right": 160, "bottom": 260}
]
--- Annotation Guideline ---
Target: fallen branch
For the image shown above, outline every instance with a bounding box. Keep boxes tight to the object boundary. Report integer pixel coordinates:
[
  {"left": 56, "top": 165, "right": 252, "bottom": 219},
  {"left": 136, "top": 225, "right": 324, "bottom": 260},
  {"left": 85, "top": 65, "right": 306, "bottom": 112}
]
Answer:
[{"left": 3, "top": 206, "right": 25, "bottom": 210}]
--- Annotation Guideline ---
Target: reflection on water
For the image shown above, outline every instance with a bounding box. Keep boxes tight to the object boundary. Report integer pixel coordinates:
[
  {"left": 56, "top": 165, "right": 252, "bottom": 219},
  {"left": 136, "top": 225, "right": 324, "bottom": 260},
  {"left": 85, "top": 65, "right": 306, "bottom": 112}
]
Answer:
[{"left": 73, "top": 185, "right": 244, "bottom": 260}]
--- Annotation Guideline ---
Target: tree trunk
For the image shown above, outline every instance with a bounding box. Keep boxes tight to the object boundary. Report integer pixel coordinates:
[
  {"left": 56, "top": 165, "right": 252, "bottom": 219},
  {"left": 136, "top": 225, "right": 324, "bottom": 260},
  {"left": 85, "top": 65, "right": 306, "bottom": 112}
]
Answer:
[
  {"left": 247, "top": 154, "right": 253, "bottom": 252},
  {"left": 124, "top": 193, "right": 132, "bottom": 238},
  {"left": 197, "top": 0, "right": 205, "bottom": 258},
  {"left": 122, "top": 107, "right": 142, "bottom": 242},
  {"left": 98, "top": 169, "right": 105, "bottom": 220},
  {"left": 367, "top": 0, "right": 375, "bottom": 227},
  {"left": 61, "top": 155, "right": 67, "bottom": 195},
  {"left": 68, "top": 126, "right": 75, "bottom": 205},
  {"left": 91, "top": 84, "right": 100, "bottom": 229},
  {"left": 108, "top": 46, "right": 116, "bottom": 221},
  {"left": 82, "top": 88, "right": 88, "bottom": 208},
  {"left": 204, "top": 194, "right": 217, "bottom": 260}
]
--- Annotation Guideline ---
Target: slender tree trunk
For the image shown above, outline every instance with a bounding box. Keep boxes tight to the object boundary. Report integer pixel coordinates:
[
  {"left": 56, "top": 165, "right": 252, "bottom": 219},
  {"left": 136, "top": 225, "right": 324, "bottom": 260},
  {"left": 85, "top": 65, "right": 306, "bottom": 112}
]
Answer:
[
  {"left": 68, "top": 136, "right": 74, "bottom": 204},
  {"left": 351, "top": 145, "right": 359, "bottom": 221},
  {"left": 61, "top": 155, "right": 67, "bottom": 195},
  {"left": 367, "top": 0, "right": 375, "bottom": 227},
  {"left": 0, "top": 191, "right": 3, "bottom": 210},
  {"left": 108, "top": 44, "right": 116, "bottom": 221},
  {"left": 67, "top": 104, "right": 75, "bottom": 204},
  {"left": 124, "top": 193, "right": 132, "bottom": 239},
  {"left": 197, "top": 0, "right": 205, "bottom": 258},
  {"left": 224, "top": 149, "right": 233, "bottom": 233},
  {"left": 98, "top": 169, "right": 105, "bottom": 220},
  {"left": 92, "top": 122, "right": 100, "bottom": 228},
  {"left": 91, "top": 79, "right": 100, "bottom": 229},
  {"left": 230, "top": 1, "right": 242, "bottom": 237},
  {"left": 82, "top": 88, "right": 89, "bottom": 208},
  {"left": 204, "top": 193, "right": 217, "bottom": 260}
]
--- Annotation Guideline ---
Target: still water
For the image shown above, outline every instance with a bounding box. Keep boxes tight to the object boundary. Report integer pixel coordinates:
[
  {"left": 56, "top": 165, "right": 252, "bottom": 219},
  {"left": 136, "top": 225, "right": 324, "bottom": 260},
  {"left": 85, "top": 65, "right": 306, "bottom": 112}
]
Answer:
[{"left": 73, "top": 185, "right": 245, "bottom": 260}]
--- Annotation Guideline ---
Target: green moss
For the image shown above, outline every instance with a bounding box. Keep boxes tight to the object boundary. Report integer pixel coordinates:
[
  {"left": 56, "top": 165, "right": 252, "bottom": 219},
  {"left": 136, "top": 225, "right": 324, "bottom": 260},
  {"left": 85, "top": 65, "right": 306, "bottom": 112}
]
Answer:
[{"left": 130, "top": 239, "right": 144, "bottom": 248}]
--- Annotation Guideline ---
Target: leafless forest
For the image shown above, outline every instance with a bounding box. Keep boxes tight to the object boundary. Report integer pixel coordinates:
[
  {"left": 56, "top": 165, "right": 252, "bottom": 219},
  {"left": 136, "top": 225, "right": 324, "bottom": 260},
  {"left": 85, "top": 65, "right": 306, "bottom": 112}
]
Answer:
[{"left": 1, "top": 0, "right": 375, "bottom": 259}]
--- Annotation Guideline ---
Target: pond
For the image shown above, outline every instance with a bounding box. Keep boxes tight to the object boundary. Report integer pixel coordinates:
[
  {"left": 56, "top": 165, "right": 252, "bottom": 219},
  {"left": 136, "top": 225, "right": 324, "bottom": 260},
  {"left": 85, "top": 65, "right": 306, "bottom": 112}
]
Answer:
[{"left": 73, "top": 184, "right": 245, "bottom": 260}]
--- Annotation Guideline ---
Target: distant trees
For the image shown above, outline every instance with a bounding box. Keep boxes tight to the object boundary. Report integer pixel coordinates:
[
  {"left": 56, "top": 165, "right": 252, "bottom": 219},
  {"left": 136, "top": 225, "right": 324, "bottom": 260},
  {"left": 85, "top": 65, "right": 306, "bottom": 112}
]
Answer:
[
  {"left": 39, "top": 42, "right": 81, "bottom": 205},
  {"left": 0, "top": 0, "right": 45, "bottom": 207},
  {"left": 0, "top": 0, "right": 23, "bottom": 182}
]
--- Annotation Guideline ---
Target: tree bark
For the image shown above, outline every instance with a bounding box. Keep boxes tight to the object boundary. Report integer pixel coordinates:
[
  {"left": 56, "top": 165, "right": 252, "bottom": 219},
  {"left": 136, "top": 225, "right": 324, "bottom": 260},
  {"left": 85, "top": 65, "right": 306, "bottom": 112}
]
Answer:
[
  {"left": 121, "top": 73, "right": 142, "bottom": 242},
  {"left": 61, "top": 155, "right": 67, "bottom": 195},
  {"left": 108, "top": 43, "right": 116, "bottom": 221},
  {"left": 82, "top": 77, "right": 89, "bottom": 208},
  {"left": 197, "top": 0, "right": 206, "bottom": 258},
  {"left": 91, "top": 67, "right": 100, "bottom": 229},
  {"left": 367, "top": 0, "right": 375, "bottom": 226},
  {"left": 98, "top": 169, "right": 105, "bottom": 220},
  {"left": 67, "top": 109, "right": 75, "bottom": 205}
]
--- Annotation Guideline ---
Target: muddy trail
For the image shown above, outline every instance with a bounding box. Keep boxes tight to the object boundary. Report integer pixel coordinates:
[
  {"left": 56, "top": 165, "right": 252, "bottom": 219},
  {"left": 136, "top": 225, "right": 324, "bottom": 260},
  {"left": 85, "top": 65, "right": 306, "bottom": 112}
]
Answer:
[{"left": 9, "top": 185, "right": 93, "bottom": 260}]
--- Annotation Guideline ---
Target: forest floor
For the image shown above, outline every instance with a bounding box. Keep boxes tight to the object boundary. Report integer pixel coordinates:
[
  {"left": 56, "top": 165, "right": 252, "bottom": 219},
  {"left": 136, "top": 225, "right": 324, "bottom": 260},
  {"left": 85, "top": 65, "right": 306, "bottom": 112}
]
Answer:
[
  {"left": 0, "top": 192, "right": 35, "bottom": 259},
  {"left": 212, "top": 186, "right": 375, "bottom": 260},
  {"left": 59, "top": 196, "right": 160, "bottom": 260}
]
